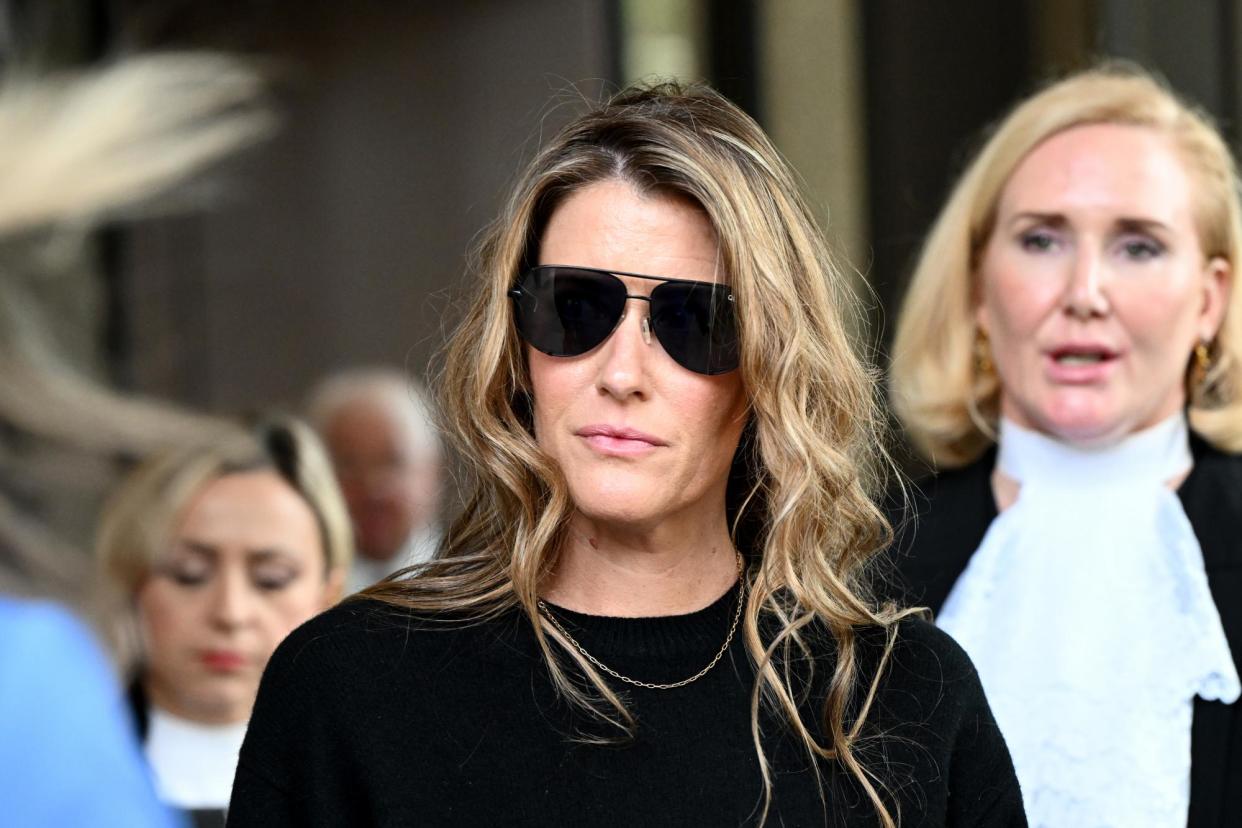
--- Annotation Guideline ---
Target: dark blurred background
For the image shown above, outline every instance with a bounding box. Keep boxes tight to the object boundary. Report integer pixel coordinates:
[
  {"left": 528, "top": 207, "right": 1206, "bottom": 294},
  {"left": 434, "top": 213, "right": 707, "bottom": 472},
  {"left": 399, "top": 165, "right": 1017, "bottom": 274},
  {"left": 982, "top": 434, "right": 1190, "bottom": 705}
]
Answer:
[
  {"left": 4, "top": 0, "right": 1241, "bottom": 590},
  {"left": 14, "top": 0, "right": 1240, "bottom": 406}
]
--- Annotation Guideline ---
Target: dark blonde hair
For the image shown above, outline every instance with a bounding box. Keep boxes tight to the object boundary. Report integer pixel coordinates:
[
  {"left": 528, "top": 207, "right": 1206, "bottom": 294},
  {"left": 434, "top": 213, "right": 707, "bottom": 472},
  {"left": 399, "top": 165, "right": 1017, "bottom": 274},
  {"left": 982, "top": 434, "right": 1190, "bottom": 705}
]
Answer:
[
  {"left": 366, "top": 82, "right": 909, "bottom": 824},
  {"left": 891, "top": 63, "right": 1242, "bottom": 466}
]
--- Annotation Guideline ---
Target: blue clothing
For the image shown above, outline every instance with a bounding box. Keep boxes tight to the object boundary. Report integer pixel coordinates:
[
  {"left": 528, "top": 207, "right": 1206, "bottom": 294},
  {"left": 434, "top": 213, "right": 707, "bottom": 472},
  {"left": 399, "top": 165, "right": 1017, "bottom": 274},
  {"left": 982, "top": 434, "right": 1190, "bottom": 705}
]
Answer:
[{"left": 0, "top": 596, "right": 180, "bottom": 827}]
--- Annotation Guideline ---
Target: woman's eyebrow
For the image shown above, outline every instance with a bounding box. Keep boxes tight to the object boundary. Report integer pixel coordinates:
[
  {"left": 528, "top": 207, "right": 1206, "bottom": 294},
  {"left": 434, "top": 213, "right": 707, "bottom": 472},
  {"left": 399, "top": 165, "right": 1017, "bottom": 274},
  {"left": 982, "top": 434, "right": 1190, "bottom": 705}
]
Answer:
[
  {"left": 174, "top": 539, "right": 218, "bottom": 558},
  {"left": 1007, "top": 211, "right": 1067, "bottom": 228},
  {"left": 1115, "top": 216, "right": 1172, "bottom": 235},
  {"left": 175, "top": 540, "right": 299, "bottom": 561},
  {"left": 246, "top": 547, "right": 307, "bottom": 565}
]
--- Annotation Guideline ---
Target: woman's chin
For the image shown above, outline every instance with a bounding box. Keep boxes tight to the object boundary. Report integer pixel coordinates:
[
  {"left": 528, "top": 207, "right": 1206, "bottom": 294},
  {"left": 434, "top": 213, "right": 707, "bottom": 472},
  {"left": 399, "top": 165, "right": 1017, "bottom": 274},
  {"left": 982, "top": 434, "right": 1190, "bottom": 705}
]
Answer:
[
  {"left": 564, "top": 471, "right": 669, "bottom": 526},
  {"left": 572, "top": 497, "right": 664, "bottom": 530},
  {"left": 170, "top": 689, "right": 253, "bottom": 725},
  {"left": 1030, "top": 402, "right": 1131, "bottom": 448},
  {"left": 1001, "top": 386, "right": 1129, "bottom": 447}
]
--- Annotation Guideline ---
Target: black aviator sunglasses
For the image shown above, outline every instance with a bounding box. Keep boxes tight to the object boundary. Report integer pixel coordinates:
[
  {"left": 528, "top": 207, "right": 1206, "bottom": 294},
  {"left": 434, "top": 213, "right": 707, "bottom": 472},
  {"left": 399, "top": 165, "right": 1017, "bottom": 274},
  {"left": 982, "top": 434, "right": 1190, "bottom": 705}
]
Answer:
[{"left": 508, "top": 265, "right": 739, "bottom": 375}]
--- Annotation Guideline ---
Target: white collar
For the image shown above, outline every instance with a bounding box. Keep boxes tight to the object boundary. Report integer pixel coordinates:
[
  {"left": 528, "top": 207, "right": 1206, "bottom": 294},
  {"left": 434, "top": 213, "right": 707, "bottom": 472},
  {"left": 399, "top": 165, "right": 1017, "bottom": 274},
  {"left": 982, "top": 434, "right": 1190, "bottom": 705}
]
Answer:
[
  {"left": 997, "top": 413, "right": 1192, "bottom": 489},
  {"left": 936, "top": 411, "right": 1239, "bottom": 827},
  {"left": 144, "top": 705, "right": 246, "bottom": 810}
]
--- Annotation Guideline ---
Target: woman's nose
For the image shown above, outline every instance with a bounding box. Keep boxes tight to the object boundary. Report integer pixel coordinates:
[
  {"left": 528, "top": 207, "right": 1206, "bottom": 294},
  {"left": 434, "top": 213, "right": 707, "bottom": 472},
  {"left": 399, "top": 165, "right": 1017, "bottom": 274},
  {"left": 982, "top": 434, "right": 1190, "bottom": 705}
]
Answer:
[
  {"left": 1063, "top": 246, "right": 1110, "bottom": 319},
  {"left": 207, "top": 568, "right": 256, "bottom": 630},
  {"left": 596, "top": 297, "right": 653, "bottom": 399}
]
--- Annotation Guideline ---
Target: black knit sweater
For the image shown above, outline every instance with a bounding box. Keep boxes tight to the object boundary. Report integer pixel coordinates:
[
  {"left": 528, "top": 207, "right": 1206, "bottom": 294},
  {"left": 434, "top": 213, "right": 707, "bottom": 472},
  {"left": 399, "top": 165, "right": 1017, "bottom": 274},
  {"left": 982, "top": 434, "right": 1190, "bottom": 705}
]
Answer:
[{"left": 228, "top": 585, "right": 1025, "bottom": 826}]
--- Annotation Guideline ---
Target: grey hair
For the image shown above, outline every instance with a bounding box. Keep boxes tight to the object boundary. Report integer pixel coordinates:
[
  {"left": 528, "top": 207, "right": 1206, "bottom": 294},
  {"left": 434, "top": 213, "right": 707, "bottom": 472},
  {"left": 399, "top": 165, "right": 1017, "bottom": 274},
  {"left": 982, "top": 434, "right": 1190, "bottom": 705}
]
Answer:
[{"left": 306, "top": 367, "right": 441, "bottom": 459}]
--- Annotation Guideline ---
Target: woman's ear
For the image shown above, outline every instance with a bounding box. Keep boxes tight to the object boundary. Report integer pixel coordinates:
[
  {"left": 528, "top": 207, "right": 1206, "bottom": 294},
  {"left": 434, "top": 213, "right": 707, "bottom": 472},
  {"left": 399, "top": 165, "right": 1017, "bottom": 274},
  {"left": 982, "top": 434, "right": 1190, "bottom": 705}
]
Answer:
[
  {"left": 1199, "top": 256, "right": 1232, "bottom": 341},
  {"left": 974, "top": 305, "right": 989, "bottom": 334},
  {"left": 322, "top": 567, "right": 346, "bottom": 608},
  {"left": 973, "top": 283, "right": 991, "bottom": 335},
  {"left": 969, "top": 252, "right": 990, "bottom": 333}
]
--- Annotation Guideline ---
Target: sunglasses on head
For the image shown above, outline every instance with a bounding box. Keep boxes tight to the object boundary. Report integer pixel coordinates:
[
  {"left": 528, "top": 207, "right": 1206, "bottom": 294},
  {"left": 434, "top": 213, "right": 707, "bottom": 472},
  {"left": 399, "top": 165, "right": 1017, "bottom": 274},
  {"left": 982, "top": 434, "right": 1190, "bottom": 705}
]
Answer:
[{"left": 508, "top": 265, "right": 739, "bottom": 375}]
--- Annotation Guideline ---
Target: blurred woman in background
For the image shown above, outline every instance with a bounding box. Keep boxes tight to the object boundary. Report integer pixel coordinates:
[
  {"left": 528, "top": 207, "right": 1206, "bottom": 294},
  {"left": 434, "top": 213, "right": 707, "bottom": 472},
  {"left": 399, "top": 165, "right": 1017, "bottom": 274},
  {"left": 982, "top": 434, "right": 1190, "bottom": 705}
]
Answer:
[
  {"left": 890, "top": 65, "right": 1242, "bottom": 827},
  {"left": 97, "top": 417, "right": 351, "bottom": 826}
]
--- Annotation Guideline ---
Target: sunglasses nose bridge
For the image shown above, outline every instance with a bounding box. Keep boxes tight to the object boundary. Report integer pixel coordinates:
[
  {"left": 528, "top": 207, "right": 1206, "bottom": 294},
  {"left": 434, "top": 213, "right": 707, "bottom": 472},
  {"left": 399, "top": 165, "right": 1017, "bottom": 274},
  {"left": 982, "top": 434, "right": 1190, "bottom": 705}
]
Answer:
[
  {"left": 617, "top": 293, "right": 653, "bottom": 346},
  {"left": 611, "top": 292, "right": 660, "bottom": 352}
]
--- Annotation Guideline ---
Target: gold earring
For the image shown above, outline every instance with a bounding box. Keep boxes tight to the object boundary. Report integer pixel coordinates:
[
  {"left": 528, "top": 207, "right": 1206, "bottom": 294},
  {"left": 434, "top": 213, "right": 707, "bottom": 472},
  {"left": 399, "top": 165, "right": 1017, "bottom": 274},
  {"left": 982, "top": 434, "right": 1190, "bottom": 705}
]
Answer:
[
  {"left": 1195, "top": 341, "right": 1212, "bottom": 373},
  {"left": 974, "top": 328, "right": 994, "bottom": 375},
  {"left": 1192, "top": 340, "right": 1213, "bottom": 391}
]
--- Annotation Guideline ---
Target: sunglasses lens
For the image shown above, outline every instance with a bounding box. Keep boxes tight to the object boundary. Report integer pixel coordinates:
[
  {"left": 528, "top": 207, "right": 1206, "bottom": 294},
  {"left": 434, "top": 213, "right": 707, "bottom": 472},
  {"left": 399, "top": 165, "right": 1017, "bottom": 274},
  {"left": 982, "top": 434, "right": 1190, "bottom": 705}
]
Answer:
[
  {"left": 650, "top": 281, "right": 739, "bottom": 374},
  {"left": 510, "top": 267, "right": 627, "bottom": 357}
]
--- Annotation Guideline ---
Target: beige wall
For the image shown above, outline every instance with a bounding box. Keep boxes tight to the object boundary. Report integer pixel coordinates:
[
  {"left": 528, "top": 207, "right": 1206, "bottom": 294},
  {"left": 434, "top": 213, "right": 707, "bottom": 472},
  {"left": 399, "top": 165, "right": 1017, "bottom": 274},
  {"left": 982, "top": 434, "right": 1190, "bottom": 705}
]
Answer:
[{"left": 761, "top": 1, "right": 869, "bottom": 328}]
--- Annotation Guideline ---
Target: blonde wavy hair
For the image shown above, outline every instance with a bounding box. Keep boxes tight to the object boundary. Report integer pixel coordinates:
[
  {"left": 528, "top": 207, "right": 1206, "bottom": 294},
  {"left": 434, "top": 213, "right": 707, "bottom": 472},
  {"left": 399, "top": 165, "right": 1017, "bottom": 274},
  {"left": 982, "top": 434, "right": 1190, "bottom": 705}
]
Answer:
[
  {"left": 364, "top": 82, "right": 910, "bottom": 824},
  {"left": 890, "top": 63, "right": 1242, "bottom": 467}
]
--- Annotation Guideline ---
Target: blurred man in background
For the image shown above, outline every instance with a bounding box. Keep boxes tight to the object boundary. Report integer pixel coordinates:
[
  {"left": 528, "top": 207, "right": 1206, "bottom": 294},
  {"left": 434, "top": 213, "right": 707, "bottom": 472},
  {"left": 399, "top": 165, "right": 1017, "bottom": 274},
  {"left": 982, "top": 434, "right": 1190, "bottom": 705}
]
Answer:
[{"left": 309, "top": 368, "right": 442, "bottom": 593}]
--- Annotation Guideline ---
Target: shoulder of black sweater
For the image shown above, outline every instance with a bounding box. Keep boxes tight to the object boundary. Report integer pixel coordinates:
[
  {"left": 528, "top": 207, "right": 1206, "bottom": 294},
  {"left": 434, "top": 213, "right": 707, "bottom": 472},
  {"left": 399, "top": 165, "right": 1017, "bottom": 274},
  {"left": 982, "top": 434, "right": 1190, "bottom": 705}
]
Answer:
[
  {"left": 252, "top": 596, "right": 986, "bottom": 726},
  {"left": 235, "top": 597, "right": 535, "bottom": 790},
  {"left": 256, "top": 595, "right": 535, "bottom": 687},
  {"left": 234, "top": 598, "right": 1024, "bottom": 826},
  {"left": 705, "top": 607, "right": 1005, "bottom": 755},
  {"left": 857, "top": 615, "right": 993, "bottom": 724},
  {"left": 258, "top": 596, "right": 971, "bottom": 682},
  {"left": 825, "top": 616, "right": 1026, "bottom": 825},
  {"left": 873, "top": 614, "right": 980, "bottom": 681},
  {"left": 245, "top": 599, "right": 1003, "bottom": 765}
]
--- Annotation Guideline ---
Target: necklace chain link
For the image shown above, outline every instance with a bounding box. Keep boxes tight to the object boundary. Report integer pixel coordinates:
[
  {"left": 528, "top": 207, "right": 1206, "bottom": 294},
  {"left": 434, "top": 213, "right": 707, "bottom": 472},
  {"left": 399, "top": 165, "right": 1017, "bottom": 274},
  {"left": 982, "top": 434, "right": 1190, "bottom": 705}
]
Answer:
[{"left": 537, "top": 552, "right": 745, "bottom": 691}]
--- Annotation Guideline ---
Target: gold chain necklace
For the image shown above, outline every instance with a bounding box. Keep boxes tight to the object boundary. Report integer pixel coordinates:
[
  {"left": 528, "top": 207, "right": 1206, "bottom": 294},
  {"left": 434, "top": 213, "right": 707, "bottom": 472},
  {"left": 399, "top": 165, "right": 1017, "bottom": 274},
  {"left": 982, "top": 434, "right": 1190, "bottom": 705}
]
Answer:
[{"left": 537, "top": 552, "right": 745, "bottom": 691}]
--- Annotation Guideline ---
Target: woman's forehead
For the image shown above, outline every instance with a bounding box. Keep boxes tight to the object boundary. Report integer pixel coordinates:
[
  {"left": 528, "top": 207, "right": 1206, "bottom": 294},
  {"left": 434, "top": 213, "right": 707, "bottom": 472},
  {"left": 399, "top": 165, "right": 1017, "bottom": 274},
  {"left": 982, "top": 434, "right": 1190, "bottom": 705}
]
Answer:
[
  {"left": 539, "top": 180, "right": 722, "bottom": 283},
  {"left": 174, "top": 471, "right": 321, "bottom": 557},
  {"left": 996, "top": 123, "right": 1194, "bottom": 229}
]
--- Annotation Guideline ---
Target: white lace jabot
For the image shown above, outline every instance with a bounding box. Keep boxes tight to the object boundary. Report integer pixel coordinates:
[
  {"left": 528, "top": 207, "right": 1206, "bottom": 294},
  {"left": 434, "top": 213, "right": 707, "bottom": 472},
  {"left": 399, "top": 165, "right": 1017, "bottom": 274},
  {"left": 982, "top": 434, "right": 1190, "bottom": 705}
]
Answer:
[{"left": 937, "top": 413, "right": 1240, "bottom": 828}]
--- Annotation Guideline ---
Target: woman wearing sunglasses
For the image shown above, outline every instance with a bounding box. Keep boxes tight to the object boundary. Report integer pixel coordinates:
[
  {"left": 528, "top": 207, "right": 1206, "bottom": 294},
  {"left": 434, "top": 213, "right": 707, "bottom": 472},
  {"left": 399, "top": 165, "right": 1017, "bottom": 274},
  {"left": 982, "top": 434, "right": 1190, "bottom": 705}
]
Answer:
[{"left": 229, "top": 83, "right": 1024, "bottom": 827}]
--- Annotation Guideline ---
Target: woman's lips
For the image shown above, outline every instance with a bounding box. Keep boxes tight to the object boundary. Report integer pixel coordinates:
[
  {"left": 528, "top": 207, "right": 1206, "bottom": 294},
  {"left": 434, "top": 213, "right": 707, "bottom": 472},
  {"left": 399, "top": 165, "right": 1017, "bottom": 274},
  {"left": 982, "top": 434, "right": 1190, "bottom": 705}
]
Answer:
[
  {"left": 200, "top": 650, "right": 248, "bottom": 672},
  {"left": 575, "top": 425, "right": 666, "bottom": 457},
  {"left": 1043, "top": 347, "right": 1121, "bottom": 384}
]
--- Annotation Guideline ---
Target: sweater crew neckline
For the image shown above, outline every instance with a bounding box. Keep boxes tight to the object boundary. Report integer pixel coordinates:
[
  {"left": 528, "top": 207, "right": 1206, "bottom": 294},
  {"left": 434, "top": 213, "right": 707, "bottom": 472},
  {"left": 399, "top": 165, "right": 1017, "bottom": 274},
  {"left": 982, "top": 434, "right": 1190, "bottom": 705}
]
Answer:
[{"left": 539, "top": 581, "right": 743, "bottom": 660}]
